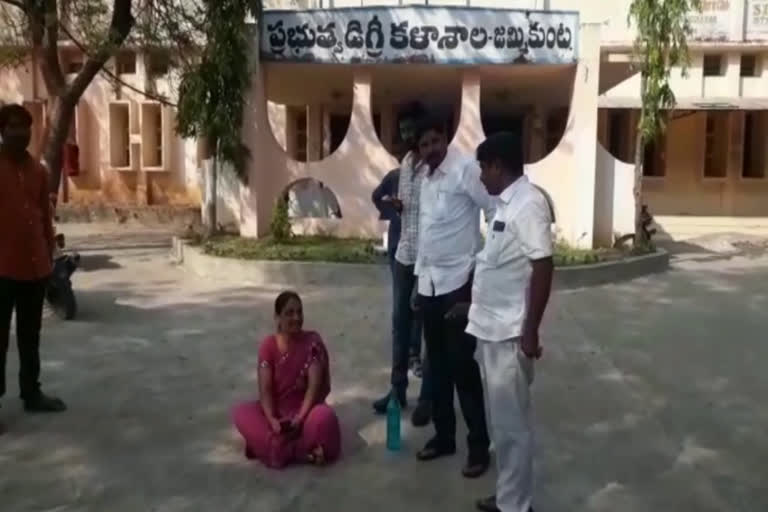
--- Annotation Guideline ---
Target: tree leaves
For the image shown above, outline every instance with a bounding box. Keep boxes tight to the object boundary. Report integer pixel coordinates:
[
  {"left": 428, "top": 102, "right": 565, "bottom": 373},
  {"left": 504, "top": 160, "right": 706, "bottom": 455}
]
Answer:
[
  {"left": 175, "top": 0, "right": 260, "bottom": 182},
  {"left": 629, "top": 0, "right": 702, "bottom": 143}
]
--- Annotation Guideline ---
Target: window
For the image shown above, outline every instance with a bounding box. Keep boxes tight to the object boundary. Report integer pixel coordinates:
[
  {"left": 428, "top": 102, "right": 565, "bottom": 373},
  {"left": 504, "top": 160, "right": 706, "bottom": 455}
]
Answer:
[
  {"left": 141, "top": 104, "right": 164, "bottom": 168},
  {"left": 741, "top": 55, "right": 758, "bottom": 77},
  {"left": 109, "top": 103, "right": 131, "bottom": 168},
  {"left": 608, "top": 110, "right": 630, "bottom": 161},
  {"left": 643, "top": 137, "right": 666, "bottom": 177},
  {"left": 294, "top": 109, "right": 307, "bottom": 162},
  {"left": 743, "top": 112, "right": 766, "bottom": 179},
  {"left": 63, "top": 53, "right": 83, "bottom": 74},
  {"left": 116, "top": 51, "right": 136, "bottom": 75},
  {"left": 703, "top": 54, "right": 724, "bottom": 76},
  {"left": 147, "top": 50, "right": 171, "bottom": 76},
  {"left": 704, "top": 112, "right": 728, "bottom": 178}
]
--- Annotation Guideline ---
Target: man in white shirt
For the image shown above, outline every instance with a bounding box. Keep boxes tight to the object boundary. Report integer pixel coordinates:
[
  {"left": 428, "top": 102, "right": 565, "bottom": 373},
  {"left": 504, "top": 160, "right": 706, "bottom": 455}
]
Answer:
[
  {"left": 412, "top": 115, "right": 493, "bottom": 479},
  {"left": 469, "top": 132, "right": 554, "bottom": 512}
]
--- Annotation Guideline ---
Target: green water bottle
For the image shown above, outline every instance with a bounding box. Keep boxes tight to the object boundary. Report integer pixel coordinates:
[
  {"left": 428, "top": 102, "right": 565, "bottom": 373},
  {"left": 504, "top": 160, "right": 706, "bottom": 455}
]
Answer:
[{"left": 386, "top": 390, "right": 401, "bottom": 451}]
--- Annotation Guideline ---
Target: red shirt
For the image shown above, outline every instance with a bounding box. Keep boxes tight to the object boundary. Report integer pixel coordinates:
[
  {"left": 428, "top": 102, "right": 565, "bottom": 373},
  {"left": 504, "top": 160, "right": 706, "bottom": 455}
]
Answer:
[{"left": 0, "top": 151, "right": 54, "bottom": 280}]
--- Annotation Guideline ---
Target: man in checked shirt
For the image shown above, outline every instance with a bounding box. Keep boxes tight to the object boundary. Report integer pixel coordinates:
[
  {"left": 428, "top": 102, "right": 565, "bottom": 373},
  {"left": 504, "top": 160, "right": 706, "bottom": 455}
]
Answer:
[{"left": 371, "top": 102, "right": 434, "bottom": 428}]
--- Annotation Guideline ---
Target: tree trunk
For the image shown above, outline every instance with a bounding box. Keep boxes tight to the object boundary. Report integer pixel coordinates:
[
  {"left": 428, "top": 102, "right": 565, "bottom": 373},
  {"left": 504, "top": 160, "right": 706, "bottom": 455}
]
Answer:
[
  {"left": 44, "top": 96, "right": 78, "bottom": 200},
  {"left": 633, "top": 74, "right": 648, "bottom": 248},
  {"left": 204, "top": 145, "right": 218, "bottom": 238}
]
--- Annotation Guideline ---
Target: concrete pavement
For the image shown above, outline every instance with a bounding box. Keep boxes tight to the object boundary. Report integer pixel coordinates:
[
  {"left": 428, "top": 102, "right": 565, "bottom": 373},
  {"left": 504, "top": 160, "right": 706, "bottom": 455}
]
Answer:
[{"left": 1, "top": 225, "right": 767, "bottom": 511}]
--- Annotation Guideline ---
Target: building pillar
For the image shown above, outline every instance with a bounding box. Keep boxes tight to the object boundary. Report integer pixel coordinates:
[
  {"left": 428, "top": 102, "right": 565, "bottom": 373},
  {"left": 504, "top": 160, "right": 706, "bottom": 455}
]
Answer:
[
  {"left": 380, "top": 107, "right": 396, "bottom": 155},
  {"left": 570, "top": 22, "right": 602, "bottom": 248},
  {"left": 307, "top": 104, "right": 323, "bottom": 161},
  {"left": 725, "top": 110, "right": 745, "bottom": 215},
  {"left": 529, "top": 106, "right": 547, "bottom": 162},
  {"left": 452, "top": 70, "right": 484, "bottom": 154}
]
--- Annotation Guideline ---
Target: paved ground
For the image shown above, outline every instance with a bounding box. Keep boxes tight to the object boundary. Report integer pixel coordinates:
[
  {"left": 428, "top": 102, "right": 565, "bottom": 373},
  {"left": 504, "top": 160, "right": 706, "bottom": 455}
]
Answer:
[{"left": 2, "top": 225, "right": 768, "bottom": 512}]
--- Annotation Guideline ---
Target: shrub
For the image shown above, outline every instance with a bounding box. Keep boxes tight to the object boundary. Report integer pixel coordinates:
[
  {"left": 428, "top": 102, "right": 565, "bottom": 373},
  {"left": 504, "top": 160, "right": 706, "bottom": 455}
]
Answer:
[{"left": 270, "top": 197, "right": 292, "bottom": 242}]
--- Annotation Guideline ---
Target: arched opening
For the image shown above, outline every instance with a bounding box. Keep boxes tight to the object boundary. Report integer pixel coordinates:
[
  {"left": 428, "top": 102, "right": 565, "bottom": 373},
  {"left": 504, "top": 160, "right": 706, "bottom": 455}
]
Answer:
[
  {"left": 371, "top": 65, "right": 462, "bottom": 160},
  {"left": 265, "top": 63, "right": 353, "bottom": 162},
  {"left": 480, "top": 65, "right": 576, "bottom": 164},
  {"left": 283, "top": 178, "right": 342, "bottom": 219}
]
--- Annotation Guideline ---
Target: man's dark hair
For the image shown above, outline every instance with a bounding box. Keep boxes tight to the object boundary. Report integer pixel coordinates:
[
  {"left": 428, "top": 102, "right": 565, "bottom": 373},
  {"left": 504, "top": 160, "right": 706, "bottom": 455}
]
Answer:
[
  {"left": 414, "top": 113, "right": 447, "bottom": 143},
  {"left": 0, "top": 103, "right": 33, "bottom": 132},
  {"left": 476, "top": 131, "right": 524, "bottom": 176},
  {"left": 397, "top": 101, "right": 426, "bottom": 126}
]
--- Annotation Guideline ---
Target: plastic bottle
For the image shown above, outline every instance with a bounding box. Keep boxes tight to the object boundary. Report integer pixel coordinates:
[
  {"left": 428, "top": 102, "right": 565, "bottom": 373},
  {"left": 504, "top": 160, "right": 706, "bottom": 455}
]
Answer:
[{"left": 386, "top": 390, "right": 401, "bottom": 451}]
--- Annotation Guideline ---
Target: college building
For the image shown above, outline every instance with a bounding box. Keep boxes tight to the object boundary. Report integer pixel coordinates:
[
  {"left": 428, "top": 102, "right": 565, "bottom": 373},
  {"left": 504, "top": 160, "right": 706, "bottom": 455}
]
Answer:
[{"left": 2, "top": 0, "right": 767, "bottom": 247}]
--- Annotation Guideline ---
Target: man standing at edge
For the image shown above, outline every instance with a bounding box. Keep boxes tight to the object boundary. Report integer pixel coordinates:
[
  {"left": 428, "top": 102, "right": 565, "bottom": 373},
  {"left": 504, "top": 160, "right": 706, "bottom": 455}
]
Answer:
[
  {"left": 372, "top": 102, "right": 433, "bottom": 428},
  {"left": 412, "top": 114, "right": 493, "bottom": 477},
  {"left": 0, "top": 104, "right": 67, "bottom": 434},
  {"left": 470, "top": 132, "right": 554, "bottom": 512}
]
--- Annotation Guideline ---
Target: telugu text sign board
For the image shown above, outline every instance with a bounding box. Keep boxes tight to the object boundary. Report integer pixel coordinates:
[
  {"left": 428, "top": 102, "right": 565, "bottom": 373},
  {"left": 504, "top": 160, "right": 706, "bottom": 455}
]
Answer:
[
  {"left": 748, "top": 0, "right": 768, "bottom": 40},
  {"left": 689, "top": 0, "right": 731, "bottom": 41},
  {"left": 261, "top": 7, "right": 579, "bottom": 65}
]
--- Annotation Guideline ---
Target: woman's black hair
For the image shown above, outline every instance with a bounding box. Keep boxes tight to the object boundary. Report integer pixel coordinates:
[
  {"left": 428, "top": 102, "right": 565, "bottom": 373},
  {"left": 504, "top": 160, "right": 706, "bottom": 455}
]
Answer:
[
  {"left": 0, "top": 103, "right": 33, "bottom": 132},
  {"left": 274, "top": 290, "right": 301, "bottom": 315}
]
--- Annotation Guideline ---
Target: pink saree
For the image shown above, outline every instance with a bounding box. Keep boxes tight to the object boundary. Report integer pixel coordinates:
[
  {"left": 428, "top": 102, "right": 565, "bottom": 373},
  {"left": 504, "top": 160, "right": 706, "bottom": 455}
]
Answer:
[{"left": 232, "top": 330, "right": 341, "bottom": 469}]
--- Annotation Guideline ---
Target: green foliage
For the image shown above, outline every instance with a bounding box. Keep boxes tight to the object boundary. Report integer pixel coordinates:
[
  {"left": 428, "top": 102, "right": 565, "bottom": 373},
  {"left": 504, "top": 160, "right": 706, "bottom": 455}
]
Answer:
[
  {"left": 175, "top": 0, "right": 261, "bottom": 181},
  {"left": 270, "top": 197, "right": 293, "bottom": 242},
  {"left": 202, "top": 235, "right": 380, "bottom": 264},
  {"left": 629, "top": 0, "right": 702, "bottom": 143}
]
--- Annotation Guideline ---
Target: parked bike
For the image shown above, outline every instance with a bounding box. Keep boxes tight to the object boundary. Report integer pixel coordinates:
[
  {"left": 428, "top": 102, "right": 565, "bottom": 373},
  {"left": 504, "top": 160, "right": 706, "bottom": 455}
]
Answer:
[{"left": 46, "top": 233, "right": 80, "bottom": 320}]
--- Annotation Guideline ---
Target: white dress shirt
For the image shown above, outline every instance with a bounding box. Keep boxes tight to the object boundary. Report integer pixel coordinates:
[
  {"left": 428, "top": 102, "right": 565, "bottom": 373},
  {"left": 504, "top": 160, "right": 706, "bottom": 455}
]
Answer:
[
  {"left": 415, "top": 146, "right": 495, "bottom": 297},
  {"left": 467, "top": 175, "right": 554, "bottom": 342}
]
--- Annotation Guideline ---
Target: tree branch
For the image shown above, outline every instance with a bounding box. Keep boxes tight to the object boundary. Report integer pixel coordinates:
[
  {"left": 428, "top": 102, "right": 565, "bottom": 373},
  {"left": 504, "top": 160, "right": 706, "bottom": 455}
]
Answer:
[
  {"left": 41, "top": 0, "right": 65, "bottom": 95},
  {"left": 66, "top": 0, "right": 134, "bottom": 102},
  {"left": 0, "top": 0, "right": 26, "bottom": 10}
]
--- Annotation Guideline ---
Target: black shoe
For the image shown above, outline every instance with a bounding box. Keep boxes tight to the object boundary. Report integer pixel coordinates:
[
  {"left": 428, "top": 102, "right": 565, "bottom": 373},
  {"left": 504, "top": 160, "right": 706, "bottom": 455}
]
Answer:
[
  {"left": 462, "top": 451, "right": 491, "bottom": 478},
  {"left": 476, "top": 495, "right": 533, "bottom": 512},
  {"left": 411, "top": 401, "right": 432, "bottom": 427},
  {"left": 416, "top": 438, "right": 456, "bottom": 461},
  {"left": 476, "top": 496, "right": 500, "bottom": 512},
  {"left": 372, "top": 389, "right": 407, "bottom": 415},
  {"left": 23, "top": 393, "right": 67, "bottom": 413},
  {"left": 409, "top": 355, "right": 423, "bottom": 378}
]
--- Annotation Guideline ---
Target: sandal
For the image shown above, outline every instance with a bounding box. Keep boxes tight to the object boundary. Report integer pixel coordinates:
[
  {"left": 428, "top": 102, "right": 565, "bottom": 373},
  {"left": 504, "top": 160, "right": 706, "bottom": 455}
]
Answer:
[{"left": 307, "top": 445, "right": 325, "bottom": 466}]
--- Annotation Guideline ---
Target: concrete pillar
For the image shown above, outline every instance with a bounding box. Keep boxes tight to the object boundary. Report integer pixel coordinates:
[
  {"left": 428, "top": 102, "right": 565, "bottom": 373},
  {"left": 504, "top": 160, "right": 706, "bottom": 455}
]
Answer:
[
  {"left": 452, "top": 70, "right": 484, "bottom": 154},
  {"left": 725, "top": 110, "right": 745, "bottom": 215},
  {"left": 307, "top": 104, "right": 323, "bottom": 161},
  {"left": 725, "top": 52, "right": 742, "bottom": 96},
  {"left": 730, "top": 0, "right": 747, "bottom": 40},
  {"left": 529, "top": 106, "right": 547, "bottom": 162},
  {"left": 322, "top": 109, "right": 331, "bottom": 157},
  {"left": 569, "top": 23, "right": 602, "bottom": 248},
  {"left": 380, "top": 107, "right": 396, "bottom": 154}
]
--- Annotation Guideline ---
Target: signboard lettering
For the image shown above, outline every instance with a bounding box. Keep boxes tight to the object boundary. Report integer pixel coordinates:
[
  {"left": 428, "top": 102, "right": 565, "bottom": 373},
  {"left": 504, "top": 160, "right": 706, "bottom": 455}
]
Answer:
[
  {"left": 689, "top": 0, "right": 730, "bottom": 41},
  {"left": 748, "top": 0, "right": 768, "bottom": 39},
  {"left": 261, "top": 7, "right": 579, "bottom": 65}
]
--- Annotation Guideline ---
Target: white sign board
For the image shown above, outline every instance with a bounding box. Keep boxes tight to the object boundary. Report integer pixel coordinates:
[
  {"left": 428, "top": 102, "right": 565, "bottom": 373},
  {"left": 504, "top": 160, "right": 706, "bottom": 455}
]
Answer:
[
  {"left": 261, "top": 6, "right": 579, "bottom": 65},
  {"left": 748, "top": 0, "right": 768, "bottom": 39},
  {"left": 689, "top": 0, "right": 731, "bottom": 41}
]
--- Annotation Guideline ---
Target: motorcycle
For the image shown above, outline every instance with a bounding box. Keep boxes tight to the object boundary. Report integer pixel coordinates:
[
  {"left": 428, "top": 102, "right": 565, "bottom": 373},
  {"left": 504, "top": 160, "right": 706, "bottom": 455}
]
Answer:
[{"left": 46, "top": 232, "right": 80, "bottom": 320}]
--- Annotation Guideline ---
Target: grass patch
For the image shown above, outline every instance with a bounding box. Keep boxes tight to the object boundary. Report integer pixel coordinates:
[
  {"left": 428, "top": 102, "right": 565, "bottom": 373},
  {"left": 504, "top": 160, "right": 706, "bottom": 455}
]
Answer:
[
  {"left": 187, "top": 235, "right": 654, "bottom": 267},
  {"left": 199, "top": 235, "right": 381, "bottom": 264}
]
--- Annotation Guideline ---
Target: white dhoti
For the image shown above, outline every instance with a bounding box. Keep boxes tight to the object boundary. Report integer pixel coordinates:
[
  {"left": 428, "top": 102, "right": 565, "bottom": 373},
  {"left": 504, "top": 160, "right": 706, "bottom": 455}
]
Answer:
[{"left": 477, "top": 338, "right": 534, "bottom": 512}]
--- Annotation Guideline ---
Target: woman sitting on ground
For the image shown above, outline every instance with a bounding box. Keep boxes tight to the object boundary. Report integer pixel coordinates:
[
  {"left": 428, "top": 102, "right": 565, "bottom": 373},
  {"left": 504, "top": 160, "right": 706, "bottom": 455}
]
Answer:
[{"left": 232, "top": 291, "right": 341, "bottom": 469}]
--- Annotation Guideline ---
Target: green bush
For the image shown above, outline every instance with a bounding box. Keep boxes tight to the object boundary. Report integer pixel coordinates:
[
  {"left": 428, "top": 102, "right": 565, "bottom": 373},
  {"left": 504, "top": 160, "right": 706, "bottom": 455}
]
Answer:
[{"left": 270, "top": 197, "right": 292, "bottom": 242}]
